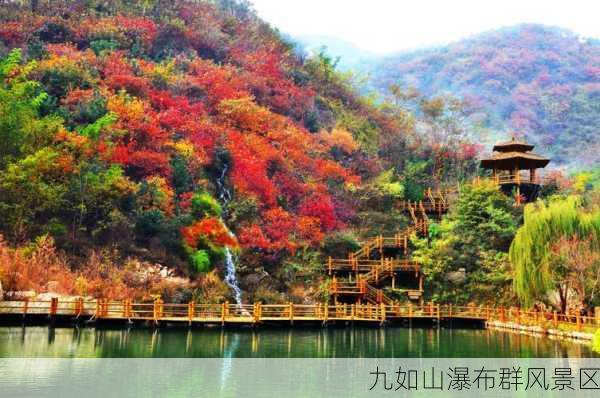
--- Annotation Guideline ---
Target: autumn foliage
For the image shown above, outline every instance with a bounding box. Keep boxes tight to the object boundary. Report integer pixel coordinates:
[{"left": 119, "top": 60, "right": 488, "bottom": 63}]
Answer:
[{"left": 0, "top": 1, "right": 480, "bottom": 301}]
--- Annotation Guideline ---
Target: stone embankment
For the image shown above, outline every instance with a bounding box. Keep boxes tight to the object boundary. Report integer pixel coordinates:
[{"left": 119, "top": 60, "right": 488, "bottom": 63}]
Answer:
[{"left": 487, "top": 320, "right": 594, "bottom": 341}]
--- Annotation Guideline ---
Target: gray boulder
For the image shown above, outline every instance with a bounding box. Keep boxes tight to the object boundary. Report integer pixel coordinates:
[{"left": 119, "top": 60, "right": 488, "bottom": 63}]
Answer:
[{"left": 445, "top": 268, "right": 467, "bottom": 285}]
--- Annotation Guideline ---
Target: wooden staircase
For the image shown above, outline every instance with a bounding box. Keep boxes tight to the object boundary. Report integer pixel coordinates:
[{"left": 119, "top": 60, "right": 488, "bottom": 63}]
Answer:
[
  {"left": 326, "top": 258, "right": 420, "bottom": 276},
  {"left": 350, "top": 231, "right": 412, "bottom": 260},
  {"left": 329, "top": 278, "right": 396, "bottom": 305},
  {"left": 325, "top": 187, "right": 452, "bottom": 305}
]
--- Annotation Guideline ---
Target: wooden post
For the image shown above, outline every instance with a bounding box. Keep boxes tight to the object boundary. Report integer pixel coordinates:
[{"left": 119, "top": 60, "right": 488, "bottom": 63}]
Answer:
[
  {"left": 553, "top": 311, "right": 558, "bottom": 328},
  {"left": 576, "top": 312, "right": 582, "bottom": 331},
  {"left": 332, "top": 276, "right": 337, "bottom": 294},
  {"left": 351, "top": 304, "right": 355, "bottom": 321},
  {"left": 50, "top": 297, "right": 58, "bottom": 317},
  {"left": 253, "top": 303, "right": 261, "bottom": 323},
  {"left": 380, "top": 303, "right": 386, "bottom": 324},
  {"left": 188, "top": 302, "right": 195, "bottom": 324},
  {"left": 76, "top": 297, "right": 84, "bottom": 317},
  {"left": 500, "top": 306, "right": 505, "bottom": 322},
  {"left": 221, "top": 302, "right": 228, "bottom": 326},
  {"left": 122, "top": 299, "right": 128, "bottom": 318},
  {"left": 328, "top": 257, "right": 332, "bottom": 275},
  {"left": 323, "top": 303, "right": 329, "bottom": 323},
  {"left": 74, "top": 298, "right": 80, "bottom": 316},
  {"left": 95, "top": 299, "right": 101, "bottom": 318},
  {"left": 126, "top": 299, "right": 132, "bottom": 318},
  {"left": 289, "top": 302, "right": 293, "bottom": 325},
  {"left": 23, "top": 298, "right": 29, "bottom": 316},
  {"left": 408, "top": 303, "right": 413, "bottom": 319}
]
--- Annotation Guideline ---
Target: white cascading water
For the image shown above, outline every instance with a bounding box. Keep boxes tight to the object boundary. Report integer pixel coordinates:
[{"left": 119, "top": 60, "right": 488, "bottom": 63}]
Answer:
[
  {"left": 216, "top": 163, "right": 244, "bottom": 306},
  {"left": 223, "top": 248, "right": 243, "bottom": 305}
]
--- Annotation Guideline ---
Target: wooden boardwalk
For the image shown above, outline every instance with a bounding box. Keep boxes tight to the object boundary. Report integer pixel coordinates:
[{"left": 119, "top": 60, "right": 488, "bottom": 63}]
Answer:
[{"left": 1, "top": 299, "right": 599, "bottom": 332}]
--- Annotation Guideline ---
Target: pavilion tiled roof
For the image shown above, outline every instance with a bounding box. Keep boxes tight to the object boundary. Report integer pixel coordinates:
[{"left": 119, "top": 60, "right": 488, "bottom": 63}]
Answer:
[
  {"left": 480, "top": 151, "right": 550, "bottom": 170},
  {"left": 492, "top": 139, "right": 535, "bottom": 152}
]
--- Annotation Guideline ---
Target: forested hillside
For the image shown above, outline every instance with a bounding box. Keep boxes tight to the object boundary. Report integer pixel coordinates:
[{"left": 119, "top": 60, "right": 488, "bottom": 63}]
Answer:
[
  {"left": 369, "top": 24, "right": 600, "bottom": 168},
  {"left": 0, "top": 0, "right": 478, "bottom": 302}
]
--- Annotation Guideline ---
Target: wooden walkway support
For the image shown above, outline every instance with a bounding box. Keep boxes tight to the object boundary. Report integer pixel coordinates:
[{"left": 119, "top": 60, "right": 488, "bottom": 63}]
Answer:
[{"left": 2, "top": 299, "right": 599, "bottom": 333}]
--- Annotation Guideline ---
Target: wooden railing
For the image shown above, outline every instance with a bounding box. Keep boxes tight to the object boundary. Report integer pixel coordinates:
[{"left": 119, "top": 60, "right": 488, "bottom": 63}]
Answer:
[
  {"left": 363, "top": 283, "right": 393, "bottom": 306},
  {"left": 330, "top": 278, "right": 401, "bottom": 306},
  {"left": 1, "top": 299, "right": 600, "bottom": 331},
  {"left": 351, "top": 231, "right": 414, "bottom": 260},
  {"left": 398, "top": 199, "right": 449, "bottom": 217},
  {"left": 329, "top": 278, "right": 366, "bottom": 295},
  {"left": 0, "top": 298, "right": 387, "bottom": 323},
  {"left": 326, "top": 257, "right": 420, "bottom": 275},
  {"left": 482, "top": 173, "right": 555, "bottom": 186},
  {"left": 384, "top": 303, "right": 600, "bottom": 332}
]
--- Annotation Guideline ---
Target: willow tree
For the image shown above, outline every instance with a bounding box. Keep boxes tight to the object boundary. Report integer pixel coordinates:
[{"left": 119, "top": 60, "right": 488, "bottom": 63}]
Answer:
[{"left": 510, "top": 196, "right": 600, "bottom": 311}]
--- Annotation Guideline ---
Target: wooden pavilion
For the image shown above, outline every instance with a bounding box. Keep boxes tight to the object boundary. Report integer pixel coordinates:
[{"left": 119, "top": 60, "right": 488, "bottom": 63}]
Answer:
[{"left": 480, "top": 136, "right": 550, "bottom": 203}]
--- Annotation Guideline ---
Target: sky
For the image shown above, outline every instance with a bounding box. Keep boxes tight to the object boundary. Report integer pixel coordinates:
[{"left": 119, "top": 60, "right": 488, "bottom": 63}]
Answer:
[{"left": 250, "top": 0, "right": 600, "bottom": 54}]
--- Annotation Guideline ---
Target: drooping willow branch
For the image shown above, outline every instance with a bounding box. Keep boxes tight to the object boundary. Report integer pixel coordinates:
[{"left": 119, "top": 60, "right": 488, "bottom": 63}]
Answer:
[{"left": 509, "top": 196, "right": 600, "bottom": 308}]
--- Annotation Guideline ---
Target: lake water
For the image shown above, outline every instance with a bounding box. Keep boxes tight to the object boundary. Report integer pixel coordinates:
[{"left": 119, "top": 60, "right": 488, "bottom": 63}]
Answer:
[{"left": 0, "top": 326, "right": 596, "bottom": 358}]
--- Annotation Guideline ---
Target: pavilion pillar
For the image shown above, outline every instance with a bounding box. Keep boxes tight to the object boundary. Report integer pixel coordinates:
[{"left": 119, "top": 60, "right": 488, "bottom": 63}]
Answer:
[{"left": 530, "top": 168, "right": 536, "bottom": 183}]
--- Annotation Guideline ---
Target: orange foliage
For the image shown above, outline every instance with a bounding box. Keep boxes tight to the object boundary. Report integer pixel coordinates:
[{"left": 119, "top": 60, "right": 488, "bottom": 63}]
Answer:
[
  {"left": 0, "top": 236, "right": 75, "bottom": 294},
  {"left": 0, "top": 235, "right": 191, "bottom": 301},
  {"left": 237, "top": 224, "right": 271, "bottom": 250},
  {"left": 319, "top": 128, "right": 359, "bottom": 154},
  {"left": 297, "top": 216, "right": 324, "bottom": 245},
  {"left": 0, "top": 3, "right": 365, "bottom": 257},
  {"left": 181, "top": 218, "right": 238, "bottom": 249}
]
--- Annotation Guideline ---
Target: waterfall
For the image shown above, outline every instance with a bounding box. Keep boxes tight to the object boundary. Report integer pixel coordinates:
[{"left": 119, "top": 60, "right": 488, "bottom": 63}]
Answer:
[
  {"left": 216, "top": 162, "right": 243, "bottom": 306},
  {"left": 223, "top": 248, "right": 243, "bottom": 306}
]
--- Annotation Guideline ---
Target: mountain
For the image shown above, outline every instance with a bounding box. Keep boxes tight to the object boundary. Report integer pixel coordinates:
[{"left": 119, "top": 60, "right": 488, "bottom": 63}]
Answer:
[
  {"left": 296, "top": 35, "right": 377, "bottom": 70},
  {"left": 367, "top": 24, "right": 600, "bottom": 168},
  {"left": 0, "top": 0, "right": 475, "bottom": 301}
]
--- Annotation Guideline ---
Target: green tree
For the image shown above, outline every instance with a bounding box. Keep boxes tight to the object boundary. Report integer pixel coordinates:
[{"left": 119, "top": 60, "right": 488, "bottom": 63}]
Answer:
[
  {"left": 510, "top": 196, "right": 600, "bottom": 311},
  {"left": 0, "top": 148, "right": 68, "bottom": 241},
  {"left": 412, "top": 180, "right": 519, "bottom": 303},
  {"left": 0, "top": 49, "right": 61, "bottom": 167}
]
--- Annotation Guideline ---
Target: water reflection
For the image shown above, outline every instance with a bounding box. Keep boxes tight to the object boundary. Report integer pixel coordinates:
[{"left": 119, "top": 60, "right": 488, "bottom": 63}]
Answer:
[{"left": 0, "top": 326, "right": 595, "bottom": 358}]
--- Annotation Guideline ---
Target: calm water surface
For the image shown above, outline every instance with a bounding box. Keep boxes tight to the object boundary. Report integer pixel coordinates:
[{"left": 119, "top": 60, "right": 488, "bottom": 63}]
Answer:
[{"left": 0, "top": 326, "right": 596, "bottom": 357}]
